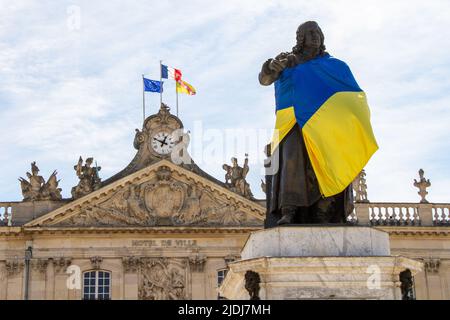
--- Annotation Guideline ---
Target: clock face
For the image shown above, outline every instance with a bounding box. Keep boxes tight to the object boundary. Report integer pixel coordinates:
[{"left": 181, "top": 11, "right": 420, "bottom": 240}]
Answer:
[{"left": 151, "top": 132, "right": 175, "bottom": 155}]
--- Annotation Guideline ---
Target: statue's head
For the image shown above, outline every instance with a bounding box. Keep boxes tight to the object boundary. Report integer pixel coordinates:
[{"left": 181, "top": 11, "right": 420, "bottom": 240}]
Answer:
[{"left": 293, "top": 21, "right": 326, "bottom": 55}]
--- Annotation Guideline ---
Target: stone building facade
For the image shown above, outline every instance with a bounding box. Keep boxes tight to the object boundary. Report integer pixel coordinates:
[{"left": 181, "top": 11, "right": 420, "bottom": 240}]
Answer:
[{"left": 0, "top": 104, "right": 449, "bottom": 300}]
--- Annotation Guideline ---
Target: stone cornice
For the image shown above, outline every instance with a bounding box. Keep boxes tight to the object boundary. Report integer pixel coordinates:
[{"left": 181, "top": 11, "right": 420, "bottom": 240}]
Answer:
[
  {"left": 375, "top": 226, "right": 450, "bottom": 237},
  {"left": 24, "top": 159, "right": 265, "bottom": 228},
  {"left": 0, "top": 225, "right": 263, "bottom": 236},
  {"left": 0, "top": 227, "right": 22, "bottom": 234},
  {"left": 0, "top": 227, "right": 27, "bottom": 238},
  {"left": 2, "top": 225, "right": 450, "bottom": 237}
]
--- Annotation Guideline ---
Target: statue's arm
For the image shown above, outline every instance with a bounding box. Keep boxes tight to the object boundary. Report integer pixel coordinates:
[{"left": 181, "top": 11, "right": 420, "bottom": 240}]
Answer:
[
  {"left": 259, "top": 59, "right": 278, "bottom": 86},
  {"left": 259, "top": 53, "right": 289, "bottom": 86}
]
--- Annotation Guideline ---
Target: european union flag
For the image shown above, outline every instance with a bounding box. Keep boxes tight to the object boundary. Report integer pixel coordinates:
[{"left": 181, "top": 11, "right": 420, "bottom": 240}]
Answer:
[{"left": 143, "top": 78, "right": 163, "bottom": 93}]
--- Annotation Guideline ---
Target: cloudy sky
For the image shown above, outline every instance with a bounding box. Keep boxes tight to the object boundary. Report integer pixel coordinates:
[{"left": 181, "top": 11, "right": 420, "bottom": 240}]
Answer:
[{"left": 1, "top": 0, "right": 449, "bottom": 203}]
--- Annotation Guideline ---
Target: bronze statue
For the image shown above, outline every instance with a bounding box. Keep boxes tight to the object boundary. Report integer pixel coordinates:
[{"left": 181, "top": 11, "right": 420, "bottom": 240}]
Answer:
[
  {"left": 19, "top": 162, "right": 62, "bottom": 201},
  {"left": 400, "top": 269, "right": 415, "bottom": 300},
  {"left": 260, "top": 21, "right": 354, "bottom": 226},
  {"left": 71, "top": 157, "right": 102, "bottom": 199},
  {"left": 244, "top": 270, "right": 261, "bottom": 300}
]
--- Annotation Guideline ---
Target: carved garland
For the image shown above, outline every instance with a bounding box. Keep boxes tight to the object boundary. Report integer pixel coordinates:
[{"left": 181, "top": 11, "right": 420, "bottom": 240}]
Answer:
[
  {"left": 188, "top": 254, "right": 207, "bottom": 272},
  {"left": 53, "top": 258, "right": 72, "bottom": 273},
  {"left": 122, "top": 257, "right": 140, "bottom": 273},
  {"left": 31, "top": 259, "right": 49, "bottom": 273},
  {"left": 5, "top": 260, "right": 24, "bottom": 276},
  {"left": 424, "top": 258, "right": 440, "bottom": 273},
  {"left": 90, "top": 256, "right": 103, "bottom": 270}
]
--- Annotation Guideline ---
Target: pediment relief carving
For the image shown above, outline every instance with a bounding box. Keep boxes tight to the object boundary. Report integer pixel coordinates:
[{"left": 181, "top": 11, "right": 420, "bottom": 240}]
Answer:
[{"left": 48, "top": 163, "right": 263, "bottom": 228}]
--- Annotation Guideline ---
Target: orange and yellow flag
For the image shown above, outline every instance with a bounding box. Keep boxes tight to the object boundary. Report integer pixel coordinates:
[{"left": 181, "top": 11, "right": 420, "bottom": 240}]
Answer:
[{"left": 176, "top": 79, "right": 196, "bottom": 95}]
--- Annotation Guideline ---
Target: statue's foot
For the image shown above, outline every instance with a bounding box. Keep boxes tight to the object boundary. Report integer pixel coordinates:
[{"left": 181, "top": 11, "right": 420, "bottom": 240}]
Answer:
[{"left": 277, "top": 207, "right": 296, "bottom": 225}]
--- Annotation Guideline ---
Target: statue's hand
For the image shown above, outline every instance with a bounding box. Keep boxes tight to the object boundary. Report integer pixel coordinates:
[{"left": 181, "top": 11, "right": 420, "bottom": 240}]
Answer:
[
  {"left": 275, "top": 52, "right": 289, "bottom": 60},
  {"left": 269, "top": 59, "right": 286, "bottom": 73}
]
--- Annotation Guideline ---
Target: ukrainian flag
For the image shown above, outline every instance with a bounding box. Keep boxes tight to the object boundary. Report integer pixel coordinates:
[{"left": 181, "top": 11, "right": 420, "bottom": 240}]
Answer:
[{"left": 271, "top": 53, "right": 378, "bottom": 197}]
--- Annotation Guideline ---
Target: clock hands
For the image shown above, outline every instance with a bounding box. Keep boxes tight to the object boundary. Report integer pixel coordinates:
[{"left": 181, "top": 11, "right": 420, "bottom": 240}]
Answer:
[
  {"left": 153, "top": 137, "right": 168, "bottom": 147},
  {"left": 153, "top": 134, "right": 173, "bottom": 148},
  {"left": 162, "top": 135, "right": 168, "bottom": 145},
  {"left": 152, "top": 133, "right": 176, "bottom": 156}
]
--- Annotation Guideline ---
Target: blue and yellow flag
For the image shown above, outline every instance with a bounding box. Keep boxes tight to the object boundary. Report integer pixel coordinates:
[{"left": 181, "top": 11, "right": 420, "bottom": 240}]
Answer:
[{"left": 272, "top": 53, "right": 378, "bottom": 197}]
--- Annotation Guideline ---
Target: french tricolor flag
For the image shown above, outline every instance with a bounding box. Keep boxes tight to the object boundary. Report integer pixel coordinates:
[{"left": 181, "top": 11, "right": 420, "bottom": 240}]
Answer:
[{"left": 161, "top": 64, "right": 182, "bottom": 81}]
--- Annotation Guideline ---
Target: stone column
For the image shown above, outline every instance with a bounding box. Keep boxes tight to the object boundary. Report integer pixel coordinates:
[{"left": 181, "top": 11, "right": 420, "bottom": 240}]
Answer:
[
  {"left": 122, "top": 257, "right": 139, "bottom": 300},
  {"left": 45, "top": 259, "right": 55, "bottom": 300},
  {"left": 30, "top": 259, "right": 48, "bottom": 299},
  {"left": 189, "top": 254, "right": 207, "bottom": 300},
  {"left": 424, "top": 258, "right": 442, "bottom": 300},
  {"left": 53, "top": 258, "right": 71, "bottom": 300},
  {"left": 206, "top": 257, "right": 227, "bottom": 300},
  {"left": 0, "top": 261, "right": 7, "bottom": 300},
  {"left": 412, "top": 269, "right": 428, "bottom": 300},
  {"left": 6, "top": 260, "right": 24, "bottom": 300}
]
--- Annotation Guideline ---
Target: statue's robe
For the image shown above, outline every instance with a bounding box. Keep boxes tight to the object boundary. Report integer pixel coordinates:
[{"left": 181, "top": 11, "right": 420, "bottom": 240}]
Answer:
[{"left": 266, "top": 124, "right": 354, "bottom": 225}]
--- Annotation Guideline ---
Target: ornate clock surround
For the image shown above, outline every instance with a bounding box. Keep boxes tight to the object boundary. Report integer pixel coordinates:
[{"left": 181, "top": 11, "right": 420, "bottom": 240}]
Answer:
[{"left": 135, "top": 103, "right": 183, "bottom": 159}]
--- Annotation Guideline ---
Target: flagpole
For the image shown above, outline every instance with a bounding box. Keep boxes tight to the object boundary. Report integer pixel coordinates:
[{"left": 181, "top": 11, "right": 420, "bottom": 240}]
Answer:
[
  {"left": 176, "top": 83, "right": 179, "bottom": 117},
  {"left": 142, "top": 74, "right": 145, "bottom": 122},
  {"left": 159, "top": 60, "right": 163, "bottom": 107}
]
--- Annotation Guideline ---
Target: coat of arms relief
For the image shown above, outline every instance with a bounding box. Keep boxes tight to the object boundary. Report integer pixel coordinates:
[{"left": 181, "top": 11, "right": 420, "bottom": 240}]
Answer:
[{"left": 56, "top": 166, "right": 262, "bottom": 227}]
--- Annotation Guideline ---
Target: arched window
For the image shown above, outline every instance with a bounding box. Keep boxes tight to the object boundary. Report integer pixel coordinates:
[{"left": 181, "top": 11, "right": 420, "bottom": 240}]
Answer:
[{"left": 83, "top": 270, "right": 111, "bottom": 300}]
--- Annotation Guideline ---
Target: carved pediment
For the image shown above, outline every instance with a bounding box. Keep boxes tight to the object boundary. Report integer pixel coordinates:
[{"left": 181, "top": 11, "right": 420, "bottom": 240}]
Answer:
[{"left": 25, "top": 160, "right": 264, "bottom": 228}]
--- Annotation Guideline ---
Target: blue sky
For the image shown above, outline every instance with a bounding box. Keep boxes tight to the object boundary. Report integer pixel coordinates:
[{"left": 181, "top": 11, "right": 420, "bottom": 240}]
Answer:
[{"left": 1, "top": 0, "right": 449, "bottom": 203}]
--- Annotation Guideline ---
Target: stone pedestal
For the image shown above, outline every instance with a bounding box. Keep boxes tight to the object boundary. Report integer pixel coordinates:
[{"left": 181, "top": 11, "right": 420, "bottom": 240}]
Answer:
[{"left": 219, "top": 226, "right": 423, "bottom": 300}]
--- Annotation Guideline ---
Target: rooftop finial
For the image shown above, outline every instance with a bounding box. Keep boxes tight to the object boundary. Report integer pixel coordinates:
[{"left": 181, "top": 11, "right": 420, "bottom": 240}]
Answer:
[{"left": 413, "top": 169, "right": 431, "bottom": 203}]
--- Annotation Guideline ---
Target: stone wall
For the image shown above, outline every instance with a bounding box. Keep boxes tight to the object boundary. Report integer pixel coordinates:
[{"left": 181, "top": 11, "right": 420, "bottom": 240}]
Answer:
[
  {"left": 0, "top": 230, "right": 249, "bottom": 300},
  {"left": 1, "top": 226, "right": 449, "bottom": 300}
]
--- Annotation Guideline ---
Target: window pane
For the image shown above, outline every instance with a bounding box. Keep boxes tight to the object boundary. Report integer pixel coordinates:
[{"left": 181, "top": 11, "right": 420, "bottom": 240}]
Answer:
[
  {"left": 83, "top": 270, "right": 111, "bottom": 300},
  {"left": 217, "top": 269, "right": 228, "bottom": 286}
]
